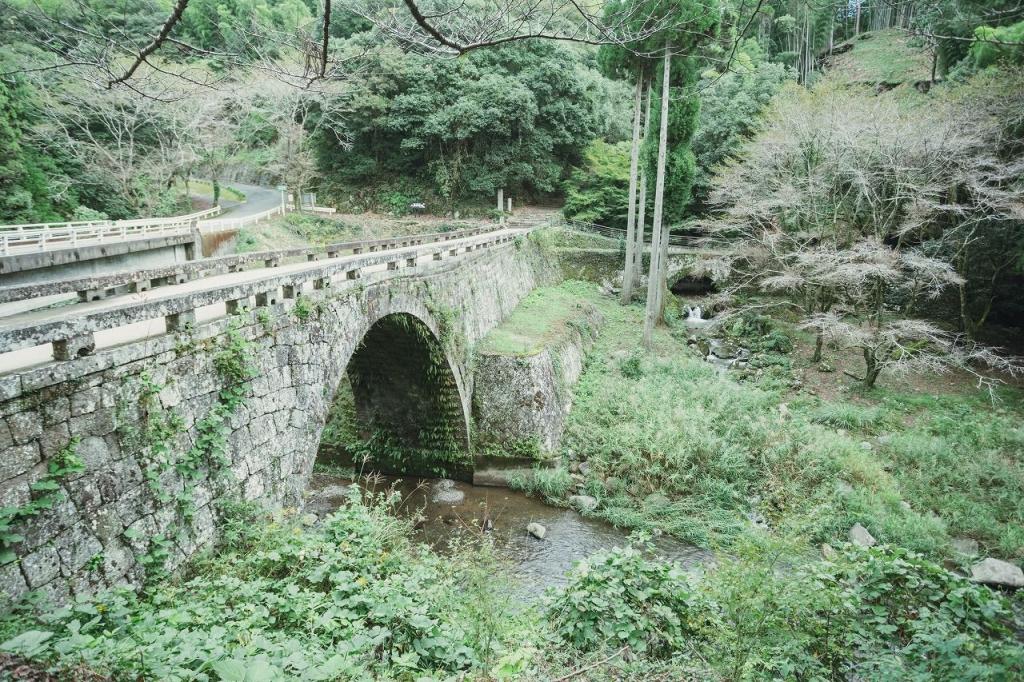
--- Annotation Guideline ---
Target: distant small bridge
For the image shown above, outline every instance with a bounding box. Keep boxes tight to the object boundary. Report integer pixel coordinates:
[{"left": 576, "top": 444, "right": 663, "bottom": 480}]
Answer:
[{"left": 561, "top": 219, "right": 734, "bottom": 255}]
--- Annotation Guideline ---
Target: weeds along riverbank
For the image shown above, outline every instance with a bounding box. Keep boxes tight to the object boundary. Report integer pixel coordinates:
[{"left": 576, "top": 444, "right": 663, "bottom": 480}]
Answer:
[{"left": 1, "top": 280, "right": 1022, "bottom": 680}]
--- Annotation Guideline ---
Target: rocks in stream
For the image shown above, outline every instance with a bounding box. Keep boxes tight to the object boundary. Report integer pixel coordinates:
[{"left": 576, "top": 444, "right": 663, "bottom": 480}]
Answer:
[
  {"left": 568, "top": 495, "right": 599, "bottom": 513},
  {"left": 527, "top": 522, "right": 547, "bottom": 540},
  {"left": 430, "top": 479, "right": 465, "bottom": 505},
  {"left": 970, "top": 558, "right": 1024, "bottom": 589},
  {"left": 849, "top": 523, "right": 877, "bottom": 548},
  {"left": 702, "top": 339, "right": 751, "bottom": 372}
]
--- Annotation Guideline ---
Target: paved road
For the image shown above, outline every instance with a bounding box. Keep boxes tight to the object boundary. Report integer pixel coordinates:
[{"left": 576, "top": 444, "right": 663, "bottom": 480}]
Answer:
[{"left": 207, "top": 182, "right": 282, "bottom": 221}]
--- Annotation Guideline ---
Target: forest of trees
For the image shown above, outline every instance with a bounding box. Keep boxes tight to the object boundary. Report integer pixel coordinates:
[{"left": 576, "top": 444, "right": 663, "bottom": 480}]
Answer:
[
  {"left": 0, "top": 0, "right": 1021, "bottom": 339},
  {"left": 1, "top": 1, "right": 1018, "bottom": 222}
]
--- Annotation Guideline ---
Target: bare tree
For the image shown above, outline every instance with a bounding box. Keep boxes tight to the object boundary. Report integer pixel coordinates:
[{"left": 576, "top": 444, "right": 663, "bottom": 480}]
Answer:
[
  {"left": 704, "top": 69, "right": 1024, "bottom": 386},
  {"left": 348, "top": 0, "right": 718, "bottom": 58}
]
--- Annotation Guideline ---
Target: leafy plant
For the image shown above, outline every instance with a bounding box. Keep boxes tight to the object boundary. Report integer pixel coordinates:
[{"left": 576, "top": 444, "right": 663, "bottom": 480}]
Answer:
[
  {"left": 0, "top": 438, "right": 84, "bottom": 564},
  {"left": 547, "top": 542, "right": 708, "bottom": 656}
]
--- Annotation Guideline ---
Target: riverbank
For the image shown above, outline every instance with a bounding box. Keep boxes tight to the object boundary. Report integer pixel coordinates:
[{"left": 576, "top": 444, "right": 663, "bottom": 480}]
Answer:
[{"left": 1, "top": 280, "right": 1022, "bottom": 679}]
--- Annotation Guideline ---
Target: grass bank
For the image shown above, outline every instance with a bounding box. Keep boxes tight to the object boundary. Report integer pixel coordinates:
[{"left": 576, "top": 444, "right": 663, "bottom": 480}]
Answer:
[{"left": 513, "top": 281, "right": 1024, "bottom": 566}]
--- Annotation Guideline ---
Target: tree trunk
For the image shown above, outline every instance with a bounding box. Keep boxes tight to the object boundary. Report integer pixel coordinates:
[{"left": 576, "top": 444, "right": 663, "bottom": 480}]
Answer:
[
  {"left": 643, "top": 46, "right": 672, "bottom": 349},
  {"left": 812, "top": 333, "right": 824, "bottom": 363},
  {"left": 863, "top": 348, "right": 880, "bottom": 388},
  {"left": 655, "top": 192, "right": 671, "bottom": 319},
  {"left": 632, "top": 79, "right": 653, "bottom": 291},
  {"left": 855, "top": 1, "right": 861, "bottom": 36},
  {"left": 621, "top": 69, "right": 645, "bottom": 305}
]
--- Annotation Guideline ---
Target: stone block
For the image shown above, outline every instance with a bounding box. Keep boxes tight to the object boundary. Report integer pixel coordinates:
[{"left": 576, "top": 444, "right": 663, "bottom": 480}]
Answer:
[
  {"left": 88, "top": 506, "right": 125, "bottom": 543},
  {"left": 7, "top": 411, "right": 42, "bottom": 445},
  {"left": 0, "top": 561, "right": 29, "bottom": 604},
  {"left": 17, "top": 494, "right": 76, "bottom": 551},
  {"left": 101, "top": 539, "right": 135, "bottom": 583},
  {"left": 21, "top": 543, "right": 61, "bottom": 587},
  {"left": 69, "top": 408, "right": 117, "bottom": 437},
  {"left": 70, "top": 387, "right": 102, "bottom": 416},
  {"left": 40, "top": 422, "right": 72, "bottom": 460},
  {"left": 66, "top": 477, "right": 103, "bottom": 513},
  {"left": 53, "top": 333, "right": 96, "bottom": 361},
  {"left": 41, "top": 396, "right": 70, "bottom": 427},
  {"left": 166, "top": 310, "right": 197, "bottom": 332},
  {"left": 0, "top": 443, "right": 40, "bottom": 483},
  {"left": 0, "top": 376, "right": 20, "bottom": 403}
]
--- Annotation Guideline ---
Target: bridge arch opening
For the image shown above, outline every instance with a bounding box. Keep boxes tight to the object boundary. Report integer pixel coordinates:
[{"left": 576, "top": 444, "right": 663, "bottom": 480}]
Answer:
[{"left": 316, "top": 312, "right": 471, "bottom": 480}]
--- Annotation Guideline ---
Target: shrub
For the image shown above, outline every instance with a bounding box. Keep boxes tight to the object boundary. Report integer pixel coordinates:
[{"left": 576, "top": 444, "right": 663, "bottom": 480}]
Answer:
[
  {"left": 808, "top": 403, "right": 888, "bottom": 431},
  {"left": 619, "top": 352, "right": 643, "bottom": 379},
  {"left": 546, "top": 544, "right": 708, "bottom": 656},
  {"left": 508, "top": 467, "right": 572, "bottom": 502}
]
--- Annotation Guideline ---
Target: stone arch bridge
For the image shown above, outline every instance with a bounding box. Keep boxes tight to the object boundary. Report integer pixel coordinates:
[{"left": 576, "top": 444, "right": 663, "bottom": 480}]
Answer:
[{"left": 0, "top": 215, "right": 557, "bottom": 604}]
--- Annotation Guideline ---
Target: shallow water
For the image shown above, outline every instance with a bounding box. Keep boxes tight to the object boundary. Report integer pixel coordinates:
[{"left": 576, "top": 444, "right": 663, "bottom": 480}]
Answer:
[{"left": 306, "top": 472, "right": 711, "bottom": 598}]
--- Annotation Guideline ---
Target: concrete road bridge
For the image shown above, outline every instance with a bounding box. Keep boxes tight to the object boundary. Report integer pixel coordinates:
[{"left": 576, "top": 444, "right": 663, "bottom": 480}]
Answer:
[{"left": 0, "top": 211, "right": 562, "bottom": 605}]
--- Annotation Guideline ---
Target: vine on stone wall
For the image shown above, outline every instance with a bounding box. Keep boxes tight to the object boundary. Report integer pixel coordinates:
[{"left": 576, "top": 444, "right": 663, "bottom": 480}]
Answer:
[
  {"left": 0, "top": 438, "right": 84, "bottom": 563},
  {"left": 121, "top": 313, "right": 258, "bottom": 578}
]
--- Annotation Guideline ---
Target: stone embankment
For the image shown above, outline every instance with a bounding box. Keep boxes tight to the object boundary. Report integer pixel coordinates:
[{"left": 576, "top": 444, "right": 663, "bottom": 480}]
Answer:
[{"left": 473, "top": 303, "right": 603, "bottom": 461}]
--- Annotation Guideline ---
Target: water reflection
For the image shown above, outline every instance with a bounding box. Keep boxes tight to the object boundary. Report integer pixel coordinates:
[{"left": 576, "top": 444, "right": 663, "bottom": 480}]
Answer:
[{"left": 306, "top": 473, "right": 711, "bottom": 598}]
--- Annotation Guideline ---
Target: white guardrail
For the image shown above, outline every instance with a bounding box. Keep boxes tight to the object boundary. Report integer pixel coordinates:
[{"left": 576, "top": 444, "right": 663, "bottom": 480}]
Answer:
[
  {"left": 0, "top": 207, "right": 223, "bottom": 256},
  {"left": 198, "top": 205, "right": 285, "bottom": 231}
]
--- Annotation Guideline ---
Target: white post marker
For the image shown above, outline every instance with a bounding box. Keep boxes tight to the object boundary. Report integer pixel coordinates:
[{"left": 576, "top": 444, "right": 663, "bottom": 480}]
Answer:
[
  {"left": 497, "top": 189, "right": 504, "bottom": 225},
  {"left": 277, "top": 185, "right": 288, "bottom": 213}
]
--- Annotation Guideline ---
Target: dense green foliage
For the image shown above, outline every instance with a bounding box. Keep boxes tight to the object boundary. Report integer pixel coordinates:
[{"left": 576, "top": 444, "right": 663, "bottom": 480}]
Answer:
[
  {"left": 690, "top": 40, "right": 791, "bottom": 210},
  {"left": 0, "top": 494, "right": 524, "bottom": 680},
  {"left": 971, "top": 20, "right": 1024, "bottom": 70},
  {"left": 317, "top": 40, "right": 629, "bottom": 211},
  {"left": 0, "top": 77, "right": 71, "bottom": 222},
  {"left": 559, "top": 140, "right": 631, "bottom": 226},
  {"left": 550, "top": 540, "right": 1023, "bottom": 679}
]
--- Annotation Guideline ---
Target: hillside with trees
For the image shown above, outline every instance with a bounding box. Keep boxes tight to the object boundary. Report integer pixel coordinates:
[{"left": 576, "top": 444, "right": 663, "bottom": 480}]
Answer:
[{"left": 1, "top": 0, "right": 1023, "bottom": 679}]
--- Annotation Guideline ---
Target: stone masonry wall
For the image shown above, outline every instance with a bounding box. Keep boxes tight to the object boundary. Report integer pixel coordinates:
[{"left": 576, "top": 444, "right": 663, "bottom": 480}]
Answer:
[
  {"left": 0, "top": 237, "right": 557, "bottom": 606},
  {"left": 473, "top": 303, "right": 603, "bottom": 455}
]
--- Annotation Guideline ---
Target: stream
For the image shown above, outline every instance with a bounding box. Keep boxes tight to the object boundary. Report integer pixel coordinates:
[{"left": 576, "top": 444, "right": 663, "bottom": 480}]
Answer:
[{"left": 306, "top": 473, "right": 711, "bottom": 599}]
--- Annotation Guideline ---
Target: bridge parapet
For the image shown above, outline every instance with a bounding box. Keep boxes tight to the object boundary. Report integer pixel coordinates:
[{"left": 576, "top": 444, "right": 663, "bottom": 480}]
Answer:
[
  {"left": 0, "top": 223, "right": 503, "bottom": 305},
  {"left": 0, "top": 207, "right": 222, "bottom": 256},
  {"left": 0, "top": 227, "right": 532, "bottom": 369}
]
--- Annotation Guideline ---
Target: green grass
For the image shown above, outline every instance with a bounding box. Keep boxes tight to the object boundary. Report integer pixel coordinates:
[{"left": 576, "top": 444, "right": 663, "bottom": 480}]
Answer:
[
  {"left": 234, "top": 220, "right": 311, "bottom": 253},
  {"left": 807, "top": 402, "right": 889, "bottom": 431},
  {"left": 177, "top": 178, "right": 246, "bottom": 203},
  {"left": 499, "top": 283, "right": 1024, "bottom": 564},
  {"left": 476, "top": 280, "right": 600, "bottom": 356},
  {"left": 827, "top": 29, "right": 933, "bottom": 85}
]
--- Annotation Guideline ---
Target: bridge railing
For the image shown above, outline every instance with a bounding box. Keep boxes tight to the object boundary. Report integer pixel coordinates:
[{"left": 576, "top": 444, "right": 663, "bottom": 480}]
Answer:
[
  {"left": 0, "top": 222, "right": 509, "bottom": 304},
  {"left": 0, "top": 222, "right": 538, "bottom": 364},
  {"left": 199, "top": 205, "right": 284, "bottom": 231},
  {"left": 0, "top": 207, "right": 222, "bottom": 256}
]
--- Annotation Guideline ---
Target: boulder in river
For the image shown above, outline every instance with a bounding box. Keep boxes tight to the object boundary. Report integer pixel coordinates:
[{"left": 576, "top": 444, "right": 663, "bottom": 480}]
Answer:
[
  {"left": 849, "top": 523, "right": 877, "bottom": 548},
  {"left": 527, "top": 522, "right": 547, "bottom": 540},
  {"left": 970, "top": 558, "right": 1024, "bottom": 588},
  {"left": 431, "top": 479, "right": 465, "bottom": 505},
  {"left": 569, "top": 495, "right": 599, "bottom": 512}
]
